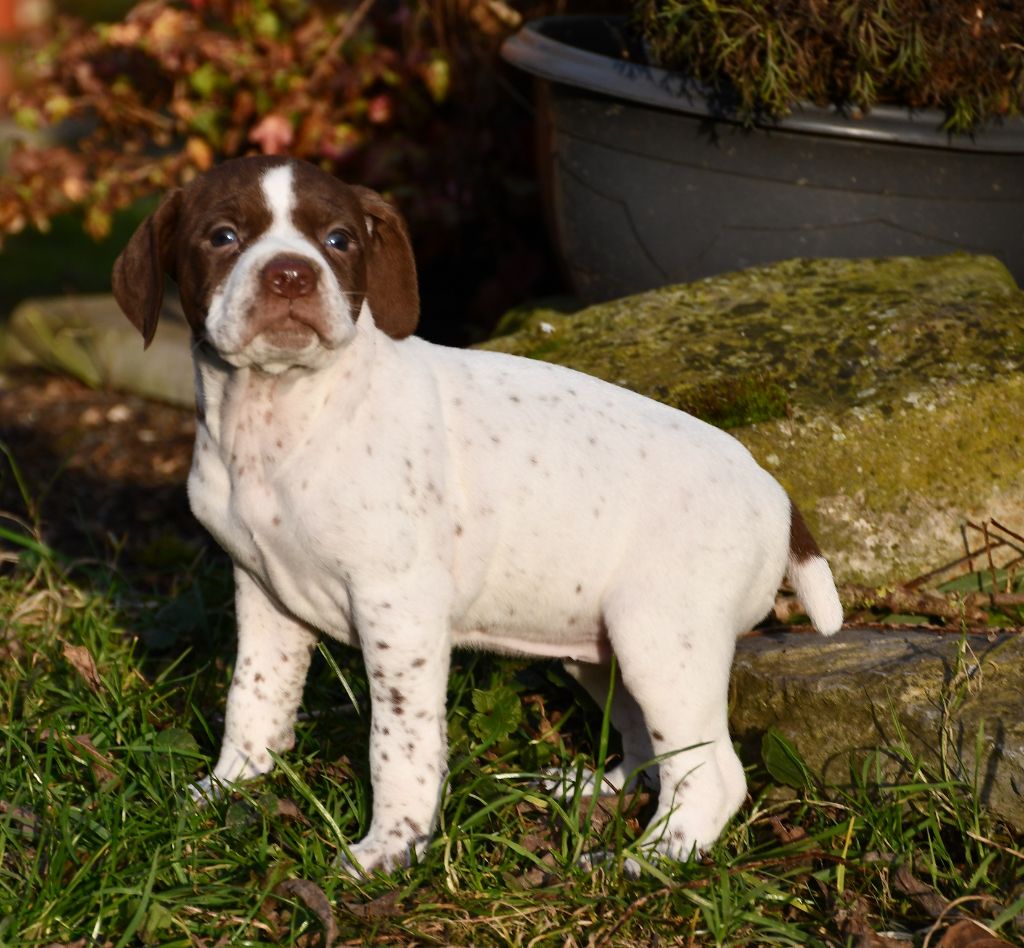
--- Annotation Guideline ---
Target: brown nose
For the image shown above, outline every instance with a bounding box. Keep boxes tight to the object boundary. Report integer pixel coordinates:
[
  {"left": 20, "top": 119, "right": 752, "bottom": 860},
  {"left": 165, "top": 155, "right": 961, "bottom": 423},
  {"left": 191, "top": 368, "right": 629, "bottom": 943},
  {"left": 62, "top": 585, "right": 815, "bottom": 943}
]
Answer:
[{"left": 261, "top": 256, "right": 318, "bottom": 299}]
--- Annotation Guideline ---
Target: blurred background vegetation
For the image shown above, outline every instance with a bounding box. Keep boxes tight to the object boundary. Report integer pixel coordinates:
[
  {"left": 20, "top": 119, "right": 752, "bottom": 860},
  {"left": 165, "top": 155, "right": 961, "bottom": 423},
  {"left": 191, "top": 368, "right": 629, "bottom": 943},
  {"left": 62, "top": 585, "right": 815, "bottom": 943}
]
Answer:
[
  {"left": 0, "top": 0, "right": 619, "bottom": 345},
  {"left": 2, "top": 1, "right": 1019, "bottom": 345}
]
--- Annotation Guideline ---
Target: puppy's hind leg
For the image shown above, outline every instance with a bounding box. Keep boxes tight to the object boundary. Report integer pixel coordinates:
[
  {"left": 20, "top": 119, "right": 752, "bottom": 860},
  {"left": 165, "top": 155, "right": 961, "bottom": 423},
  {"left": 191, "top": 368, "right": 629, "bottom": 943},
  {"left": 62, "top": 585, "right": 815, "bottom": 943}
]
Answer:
[
  {"left": 552, "top": 660, "right": 659, "bottom": 798},
  {"left": 605, "top": 592, "right": 745, "bottom": 865}
]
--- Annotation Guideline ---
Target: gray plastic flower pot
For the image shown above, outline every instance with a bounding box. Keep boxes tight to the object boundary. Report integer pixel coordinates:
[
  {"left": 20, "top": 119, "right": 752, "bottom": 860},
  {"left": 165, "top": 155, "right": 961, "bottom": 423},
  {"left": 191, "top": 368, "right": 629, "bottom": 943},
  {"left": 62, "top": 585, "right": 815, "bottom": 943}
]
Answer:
[{"left": 501, "top": 15, "right": 1024, "bottom": 301}]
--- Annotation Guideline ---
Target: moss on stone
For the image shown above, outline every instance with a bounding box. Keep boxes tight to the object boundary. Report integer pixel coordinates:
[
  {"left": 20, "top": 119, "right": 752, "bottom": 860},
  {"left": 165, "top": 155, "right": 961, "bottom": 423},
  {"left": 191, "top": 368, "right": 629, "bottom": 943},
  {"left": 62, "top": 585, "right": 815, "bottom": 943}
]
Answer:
[
  {"left": 482, "top": 254, "right": 1024, "bottom": 584},
  {"left": 668, "top": 372, "right": 790, "bottom": 430},
  {"left": 488, "top": 295, "right": 582, "bottom": 339},
  {"left": 740, "top": 376, "right": 1024, "bottom": 584}
]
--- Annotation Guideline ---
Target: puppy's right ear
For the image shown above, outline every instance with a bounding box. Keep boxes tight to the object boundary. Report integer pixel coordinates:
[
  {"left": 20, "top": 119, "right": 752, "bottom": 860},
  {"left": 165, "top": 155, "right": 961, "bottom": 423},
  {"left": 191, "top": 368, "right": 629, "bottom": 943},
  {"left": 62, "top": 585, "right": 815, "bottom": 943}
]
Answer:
[
  {"left": 353, "top": 186, "right": 419, "bottom": 340},
  {"left": 112, "top": 189, "right": 182, "bottom": 349}
]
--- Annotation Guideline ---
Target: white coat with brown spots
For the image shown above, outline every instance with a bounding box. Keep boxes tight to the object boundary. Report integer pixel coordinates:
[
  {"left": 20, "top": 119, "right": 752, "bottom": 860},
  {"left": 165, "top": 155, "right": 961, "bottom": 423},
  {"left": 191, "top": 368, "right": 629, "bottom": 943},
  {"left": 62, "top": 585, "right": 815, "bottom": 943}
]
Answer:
[{"left": 112, "top": 156, "right": 843, "bottom": 876}]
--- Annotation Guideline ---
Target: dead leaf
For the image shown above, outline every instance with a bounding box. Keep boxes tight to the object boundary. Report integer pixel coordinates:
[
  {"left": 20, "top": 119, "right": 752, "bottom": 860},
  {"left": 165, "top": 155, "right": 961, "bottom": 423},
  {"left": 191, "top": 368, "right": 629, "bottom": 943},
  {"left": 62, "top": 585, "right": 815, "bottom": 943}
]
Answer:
[
  {"left": 79, "top": 406, "right": 103, "bottom": 426},
  {"left": 69, "top": 734, "right": 118, "bottom": 785},
  {"left": 366, "top": 94, "right": 392, "bottom": 125},
  {"left": 0, "top": 800, "right": 41, "bottom": 838},
  {"left": 520, "top": 830, "right": 552, "bottom": 854},
  {"left": 105, "top": 21, "right": 143, "bottom": 45},
  {"left": 511, "top": 850, "right": 558, "bottom": 890},
  {"left": 274, "top": 798, "right": 308, "bottom": 823},
  {"left": 515, "top": 866, "right": 548, "bottom": 888},
  {"left": 935, "top": 920, "right": 1013, "bottom": 947},
  {"left": 84, "top": 206, "right": 112, "bottom": 241},
  {"left": 892, "top": 864, "right": 951, "bottom": 919},
  {"left": 249, "top": 114, "right": 294, "bottom": 155},
  {"left": 147, "top": 7, "right": 191, "bottom": 47},
  {"left": 36, "top": 730, "right": 117, "bottom": 785},
  {"left": 185, "top": 136, "right": 214, "bottom": 171},
  {"left": 835, "top": 889, "right": 881, "bottom": 942},
  {"left": 484, "top": 0, "right": 522, "bottom": 29},
  {"left": 61, "top": 641, "right": 102, "bottom": 692},
  {"left": 60, "top": 172, "right": 88, "bottom": 202},
  {"left": 577, "top": 789, "right": 651, "bottom": 834},
  {"left": 275, "top": 878, "right": 337, "bottom": 946},
  {"left": 769, "top": 815, "right": 808, "bottom": 844},
  {"left": 340, "top": 889, "right": 403, "bottom": 920},
  {"left": 854, "top": 934, "right": 911, "bottom": 947}
]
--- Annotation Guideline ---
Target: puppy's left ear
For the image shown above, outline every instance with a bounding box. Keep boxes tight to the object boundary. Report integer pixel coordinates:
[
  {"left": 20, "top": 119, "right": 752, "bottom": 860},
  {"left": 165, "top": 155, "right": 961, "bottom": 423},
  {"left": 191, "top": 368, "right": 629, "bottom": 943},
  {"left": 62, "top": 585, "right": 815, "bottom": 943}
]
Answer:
[
  {"left": 112, "top": 189, "right": 182, "bottom": 349},
  {"left": 354, "top": 187, "right": 419, "bottom": 339}
]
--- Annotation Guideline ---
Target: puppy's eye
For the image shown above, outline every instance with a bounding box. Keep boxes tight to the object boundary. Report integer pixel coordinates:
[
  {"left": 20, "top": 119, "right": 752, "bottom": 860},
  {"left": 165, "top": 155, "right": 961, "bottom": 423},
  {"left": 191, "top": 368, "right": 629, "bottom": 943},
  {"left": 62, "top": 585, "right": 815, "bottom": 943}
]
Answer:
[
  {"left": 210, "top": 227, "right": 239, "bottom": 248},
  {"left": 324, "top": 230, "right": 351, "bottom": 252}
]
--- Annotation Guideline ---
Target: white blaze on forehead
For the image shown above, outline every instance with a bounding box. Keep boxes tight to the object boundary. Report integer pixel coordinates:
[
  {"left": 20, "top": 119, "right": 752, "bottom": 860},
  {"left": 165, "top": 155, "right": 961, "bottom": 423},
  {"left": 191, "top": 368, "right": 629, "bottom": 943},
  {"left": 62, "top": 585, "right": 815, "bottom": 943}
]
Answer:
[
  {"left": 261, "top": 164, "right": 298, "bottom": 235},
  {"left": 204, "top": 159, "right": 357, "bottom": 369}
]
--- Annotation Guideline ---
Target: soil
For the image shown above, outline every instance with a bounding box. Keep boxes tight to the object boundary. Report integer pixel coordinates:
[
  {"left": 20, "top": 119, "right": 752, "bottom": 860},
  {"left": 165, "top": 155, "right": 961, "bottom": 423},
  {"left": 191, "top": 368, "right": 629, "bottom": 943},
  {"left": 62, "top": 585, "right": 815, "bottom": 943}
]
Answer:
[{"left": 0, "top": 367, "right": 208, "bottom": 568}]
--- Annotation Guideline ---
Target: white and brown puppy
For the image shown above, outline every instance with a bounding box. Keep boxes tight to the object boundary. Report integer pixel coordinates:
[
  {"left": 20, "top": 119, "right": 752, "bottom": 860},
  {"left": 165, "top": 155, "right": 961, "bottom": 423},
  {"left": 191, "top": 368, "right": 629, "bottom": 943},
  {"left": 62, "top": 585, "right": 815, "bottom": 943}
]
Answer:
[{"left": 113, "top": 155, "right": 842, "bottom": 875}]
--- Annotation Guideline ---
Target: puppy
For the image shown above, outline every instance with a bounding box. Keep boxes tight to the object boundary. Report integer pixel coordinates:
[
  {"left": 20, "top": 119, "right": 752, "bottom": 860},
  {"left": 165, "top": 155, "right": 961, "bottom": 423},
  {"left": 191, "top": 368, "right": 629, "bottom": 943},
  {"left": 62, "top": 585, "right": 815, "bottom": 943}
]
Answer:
[{"left": 112, "top": 156, "right": 842, "bottom": 875}]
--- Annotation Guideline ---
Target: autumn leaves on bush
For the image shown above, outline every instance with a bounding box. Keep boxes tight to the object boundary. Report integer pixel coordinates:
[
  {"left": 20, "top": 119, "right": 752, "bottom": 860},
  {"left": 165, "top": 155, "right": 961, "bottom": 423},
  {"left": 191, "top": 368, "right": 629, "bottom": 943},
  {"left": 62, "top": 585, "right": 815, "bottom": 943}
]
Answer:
[{"left": 1, "top": 0, "right": 453, "bottom": 242}]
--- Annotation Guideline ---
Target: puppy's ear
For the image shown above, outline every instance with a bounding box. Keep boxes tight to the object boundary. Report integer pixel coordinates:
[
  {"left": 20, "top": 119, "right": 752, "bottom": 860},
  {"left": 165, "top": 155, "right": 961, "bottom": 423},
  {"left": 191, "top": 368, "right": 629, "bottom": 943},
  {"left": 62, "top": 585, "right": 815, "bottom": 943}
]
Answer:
[
  {"left": 354, "top": 187, "right": 419, "bottom": 340},
  {"left": 112, "top": 189, "right": 182, "bottom": 349}
]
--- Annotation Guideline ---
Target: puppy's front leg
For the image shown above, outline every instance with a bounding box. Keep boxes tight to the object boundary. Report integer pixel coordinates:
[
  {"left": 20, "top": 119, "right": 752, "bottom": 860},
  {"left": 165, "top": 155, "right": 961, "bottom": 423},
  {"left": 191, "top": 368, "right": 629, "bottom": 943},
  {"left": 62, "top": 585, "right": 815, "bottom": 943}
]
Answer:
[
  {"left": 193, "top": 568, "right": 318, "bottom": 799},
  {"left": 340, "top": 595, "right": 451, "bottom": 876}
]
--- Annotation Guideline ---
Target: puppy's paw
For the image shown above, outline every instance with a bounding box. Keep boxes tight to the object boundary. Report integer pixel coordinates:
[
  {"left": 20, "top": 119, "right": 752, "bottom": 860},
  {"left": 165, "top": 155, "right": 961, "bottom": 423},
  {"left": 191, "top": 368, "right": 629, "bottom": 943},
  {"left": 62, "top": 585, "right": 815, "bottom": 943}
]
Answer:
[
  {"left": 541, "top": 762, "right": 644, "bottom": 801},
  {"left": 579, "top": 834, "right": 705, "bottom": 879},
  {"left": 647, "top": 828, "right": 703, "bottom": 864},
  {"left": 578, "top": 849, "right": 644, "bottom": 879},
  {"left": 188, "top": 775, "right": 223, "bottom": 806},
  {"left": 337, "top": 830, "right": 426, "bottom": 878}
]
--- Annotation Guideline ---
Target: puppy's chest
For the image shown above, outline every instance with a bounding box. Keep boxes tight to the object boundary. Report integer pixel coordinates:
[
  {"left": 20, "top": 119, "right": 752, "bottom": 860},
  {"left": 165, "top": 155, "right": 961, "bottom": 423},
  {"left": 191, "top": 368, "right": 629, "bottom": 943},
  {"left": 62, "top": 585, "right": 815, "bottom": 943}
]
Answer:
[{"left": 188, "top": 404, "right": 337, "bottom": 596}]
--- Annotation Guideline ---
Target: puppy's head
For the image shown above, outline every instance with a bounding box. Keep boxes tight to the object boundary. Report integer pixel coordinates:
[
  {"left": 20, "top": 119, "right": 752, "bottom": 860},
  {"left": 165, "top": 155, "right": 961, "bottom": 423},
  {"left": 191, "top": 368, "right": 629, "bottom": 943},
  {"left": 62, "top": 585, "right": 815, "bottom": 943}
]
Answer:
[{"left": 112, "top": 156, "right": 419, "bottom": 371}]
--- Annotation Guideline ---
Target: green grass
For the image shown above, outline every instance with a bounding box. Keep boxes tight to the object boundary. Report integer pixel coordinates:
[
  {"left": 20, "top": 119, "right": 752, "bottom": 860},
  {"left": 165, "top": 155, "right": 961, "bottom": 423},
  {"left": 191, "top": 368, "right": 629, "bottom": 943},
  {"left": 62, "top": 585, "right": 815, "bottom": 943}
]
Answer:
[{"left": 1, "top": 540, "right": 1023, "bottom": 945}]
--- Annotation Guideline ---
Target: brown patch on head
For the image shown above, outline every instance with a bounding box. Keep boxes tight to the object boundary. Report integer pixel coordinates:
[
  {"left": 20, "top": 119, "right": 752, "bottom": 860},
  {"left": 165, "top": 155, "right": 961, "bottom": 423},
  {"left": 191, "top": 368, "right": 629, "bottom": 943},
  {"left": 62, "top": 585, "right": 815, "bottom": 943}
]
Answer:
[
  {"left": 112, "top": 156, "right": 419, "bottom": 349},
  {"left": 351, "top": 185, "right": 419, "bottom": 339},
  {"left": 111, "top": 187, "right": 184, "bottom": 347},
  {"left": 113, "top": 156, "right": 285, "bottom": 344},
  {"left": 172, "top": 157, "right": 287, "bottom": 337},
  {"left": 789, "top": 502, "right": 823, "bottom": 563}
]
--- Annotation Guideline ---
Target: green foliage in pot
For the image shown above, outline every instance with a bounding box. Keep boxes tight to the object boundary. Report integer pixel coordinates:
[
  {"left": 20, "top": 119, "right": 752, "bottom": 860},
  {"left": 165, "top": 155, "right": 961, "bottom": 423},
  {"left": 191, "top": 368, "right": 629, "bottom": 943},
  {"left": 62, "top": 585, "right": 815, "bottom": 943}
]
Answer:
[{"left": 637, "top": 0, "right": 1024, "bottom": 132}]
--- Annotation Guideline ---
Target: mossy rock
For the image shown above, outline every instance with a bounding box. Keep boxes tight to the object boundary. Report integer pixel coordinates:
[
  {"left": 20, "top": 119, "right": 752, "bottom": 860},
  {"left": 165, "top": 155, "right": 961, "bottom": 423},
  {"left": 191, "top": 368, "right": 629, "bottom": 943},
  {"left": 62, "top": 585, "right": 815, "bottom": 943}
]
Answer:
[
  {"left": 731, "top": 628, "right": 1024, "bottom": 829},
  {"left": 480, "top": 254, "right": 1024, "bottom": 585}
]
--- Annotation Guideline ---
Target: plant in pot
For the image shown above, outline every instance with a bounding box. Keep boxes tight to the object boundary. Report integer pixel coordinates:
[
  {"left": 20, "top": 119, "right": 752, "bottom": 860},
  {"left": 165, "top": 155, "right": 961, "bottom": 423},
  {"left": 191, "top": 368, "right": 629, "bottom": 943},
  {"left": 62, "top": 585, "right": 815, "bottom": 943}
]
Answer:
[{"left": 501, "top": 1, "right": 1024, "bottom": 302}]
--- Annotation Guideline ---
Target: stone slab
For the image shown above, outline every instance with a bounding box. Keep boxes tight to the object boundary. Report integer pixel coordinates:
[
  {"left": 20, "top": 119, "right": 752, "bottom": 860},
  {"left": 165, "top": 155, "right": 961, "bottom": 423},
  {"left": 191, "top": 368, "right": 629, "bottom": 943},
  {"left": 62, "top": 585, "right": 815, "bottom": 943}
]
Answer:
[
  {"left": 0, "top": 293, "right": 193, "bottom": 408},
  {"left": 731, "top": 628, "right": 1024, "bottom": 828}
]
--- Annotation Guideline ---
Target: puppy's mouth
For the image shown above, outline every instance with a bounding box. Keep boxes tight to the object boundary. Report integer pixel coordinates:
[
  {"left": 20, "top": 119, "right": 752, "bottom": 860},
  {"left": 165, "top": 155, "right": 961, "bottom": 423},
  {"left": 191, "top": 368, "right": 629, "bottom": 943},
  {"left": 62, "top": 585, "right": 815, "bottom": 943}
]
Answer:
[
  {"left": 249, "top": 300, "right": 327, "bottom": 351},
  {"left": 209, "top": 294, "right": 352, "bottom": 373}
]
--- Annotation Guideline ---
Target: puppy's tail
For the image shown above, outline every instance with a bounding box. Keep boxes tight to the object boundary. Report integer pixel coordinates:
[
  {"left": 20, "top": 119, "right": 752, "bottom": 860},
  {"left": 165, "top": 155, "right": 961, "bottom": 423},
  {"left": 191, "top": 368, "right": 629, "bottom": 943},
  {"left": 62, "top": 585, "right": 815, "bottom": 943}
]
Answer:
[{"left": 786, "top": 502, "right": 843, "bottom": 636}]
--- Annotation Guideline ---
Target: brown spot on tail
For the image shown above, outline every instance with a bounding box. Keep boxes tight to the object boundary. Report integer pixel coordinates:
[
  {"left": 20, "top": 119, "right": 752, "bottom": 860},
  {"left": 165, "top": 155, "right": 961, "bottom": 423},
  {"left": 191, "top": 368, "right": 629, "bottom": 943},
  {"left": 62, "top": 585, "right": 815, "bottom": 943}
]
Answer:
[{"left": 789, "top": 503, "right": 823, "bottom": 563}]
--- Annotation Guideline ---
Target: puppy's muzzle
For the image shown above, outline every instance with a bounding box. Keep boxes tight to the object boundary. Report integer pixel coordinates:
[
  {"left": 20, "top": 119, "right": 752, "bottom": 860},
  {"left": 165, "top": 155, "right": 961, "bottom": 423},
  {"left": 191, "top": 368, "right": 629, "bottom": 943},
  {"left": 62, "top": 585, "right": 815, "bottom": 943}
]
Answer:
[{"left": 247, "top": 254, "right": 331, "bottom": 349}]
